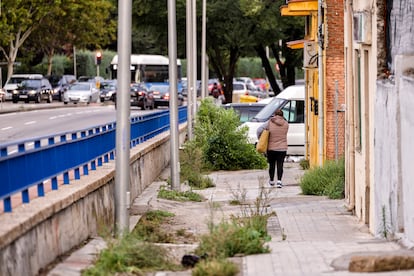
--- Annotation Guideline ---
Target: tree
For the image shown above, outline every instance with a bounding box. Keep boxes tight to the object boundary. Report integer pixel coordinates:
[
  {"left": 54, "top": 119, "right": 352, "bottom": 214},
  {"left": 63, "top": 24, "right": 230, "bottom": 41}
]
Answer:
[
  {"left": 25, "top": 0, "right": 116, "bottom": 75},
  {"left": 0, "top": 0, "right": 61, "bottom": 81}
]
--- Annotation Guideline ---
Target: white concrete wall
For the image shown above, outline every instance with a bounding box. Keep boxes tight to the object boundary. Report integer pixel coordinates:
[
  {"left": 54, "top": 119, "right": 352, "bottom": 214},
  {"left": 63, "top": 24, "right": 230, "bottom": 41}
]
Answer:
[{"left": 0, "top": 125, "right": 187, "bottom": 276}]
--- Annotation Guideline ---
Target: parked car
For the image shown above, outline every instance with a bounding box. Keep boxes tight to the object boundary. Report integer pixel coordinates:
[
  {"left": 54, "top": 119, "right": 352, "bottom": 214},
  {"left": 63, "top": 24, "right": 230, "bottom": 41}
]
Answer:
[
  {"left": 12, "top": 77, "right": 53, "bottom": 103},
  {"left": 78, "top": 76, "right": 105, "bottom": 88},
  {"left": 149, "top": 84, "right": 184, "bottom": 108},
  {"left": 99, "top": 80, "right": 117, "bottom": 102},
  {"left": 63, "top": 82, "right": 100, "bottom": 104},
  {"left": 253, "top": 78, "right": 269, "bottom": 92},
  {"left": 241, "top": 85, "right": 305, "bottom": 155},
  {"left": 2, "top": 74, "right": 43, "bottom": 101},
  {"left": 232, "top": 81, "right": 253, "bottom": 103},
  {"left": 222, "top": 102, "right": 266, "bottom": 123},
  {"left": 47, "top": 74, "right": 76, "bottom": 101}
]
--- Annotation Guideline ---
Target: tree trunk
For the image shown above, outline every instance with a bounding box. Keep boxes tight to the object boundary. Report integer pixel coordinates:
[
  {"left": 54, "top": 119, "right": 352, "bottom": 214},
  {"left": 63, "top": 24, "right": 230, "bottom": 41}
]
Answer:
[
  {"left": 254, "top": 44, "right": 281, "bottom": 95},
  {"left": 47, "top": 48, "right": 55, "bottom": 76}
]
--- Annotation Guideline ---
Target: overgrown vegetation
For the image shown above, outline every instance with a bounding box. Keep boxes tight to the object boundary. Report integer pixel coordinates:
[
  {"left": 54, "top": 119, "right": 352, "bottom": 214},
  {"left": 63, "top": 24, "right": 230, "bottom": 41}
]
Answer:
[
  {"left": 299, "top": 158, "right": 310, "bottom": 170},
  {"left": 82, "top": 235, "right": 180, "bottom": 276},
  {"left": 158, "top": 185, "right": 204, "bottom": 202},
  {"left": 300, "top": 157, "right": 345, "bottom": 199},
  {"left": 132, "top": 210, "right": 175, "bottom": 243},
  {"left": 188, "top": 99, "right": 267, "bottom": 171},
  {"left": 192, "top": 259, "right": 239, "bottom": 276},
  {"left": 180, "top": 141, "right": 215, "bottom": 189},
  {"left": 194, "top": 178, "right": 272, "bottom": 262}
]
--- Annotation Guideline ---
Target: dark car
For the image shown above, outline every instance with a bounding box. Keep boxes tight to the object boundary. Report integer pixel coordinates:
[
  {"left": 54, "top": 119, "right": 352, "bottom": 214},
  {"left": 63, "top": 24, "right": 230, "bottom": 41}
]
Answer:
[
  {"left": 99, "top": 80, "right": 117, "bottom": 102},
  {"left": 47, "top": 74, "right": 76, "bottom": 101},
  {"left": 222, "top": 102, "right": 266, "bottom": 123},
  {"left": 113, "top": 83, "right": 154, "bottom": 110},
  {"left": 150, "top": 84, "right": 184, "bottom": 108},
  {"left": 130, "top": 83, "right": 154, "bottom": 110},
  {"left": 12, "top": 77, "right": 53, "bottom": 103}
]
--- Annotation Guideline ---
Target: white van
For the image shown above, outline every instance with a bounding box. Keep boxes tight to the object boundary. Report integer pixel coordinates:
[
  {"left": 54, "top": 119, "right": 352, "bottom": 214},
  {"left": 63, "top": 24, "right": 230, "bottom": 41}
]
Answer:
[
  {"left": 241, "top": 84, "right": 305, "bottom": 156},
  {"left": 2, "top": 74, "right": 43, "bottom": 100}
]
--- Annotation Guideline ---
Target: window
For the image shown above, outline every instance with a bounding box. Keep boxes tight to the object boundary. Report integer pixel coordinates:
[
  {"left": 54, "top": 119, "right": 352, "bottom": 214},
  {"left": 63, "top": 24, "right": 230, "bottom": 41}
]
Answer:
[{"left": 281, "top": 100, "right": 305, "bottom": 124}]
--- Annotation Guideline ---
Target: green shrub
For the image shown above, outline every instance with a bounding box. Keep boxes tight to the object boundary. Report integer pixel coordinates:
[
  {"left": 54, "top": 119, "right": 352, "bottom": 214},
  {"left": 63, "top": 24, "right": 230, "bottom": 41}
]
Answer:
[
  {"left": 193, "top": 99, "right": 267, "bottom": 171},
  {"left": 82, "top": 235, "right": 179, "bottom": 275},
  {"left": 180, "top": 142, "right": 215, "bottom": 189},
  {"left": 192, "top": 259, "right": 239, "bottom": 276},
  {"left": 300, "top": 158, "right": 345, "bottom": 199},
  {"left": 195, "top": 217, "right": 270, "bottom": 259}
]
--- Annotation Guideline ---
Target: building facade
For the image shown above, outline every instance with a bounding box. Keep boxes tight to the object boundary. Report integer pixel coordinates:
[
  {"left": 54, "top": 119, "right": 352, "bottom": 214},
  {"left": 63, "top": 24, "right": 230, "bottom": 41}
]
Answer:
[{"left": 344, "top": 0, "right": 414, "bottom": 245}]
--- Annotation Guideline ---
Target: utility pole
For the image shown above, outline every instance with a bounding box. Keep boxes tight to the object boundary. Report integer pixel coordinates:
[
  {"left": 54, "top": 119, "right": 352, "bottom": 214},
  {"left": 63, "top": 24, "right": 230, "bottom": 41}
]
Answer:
[
  {"left": 115, "top": 0, "right": 132, "bottom": 235},
  {"left": 168, "top": 0, "right": 180, "bottom": 191},
  {"left": 186, "top": 0, "right": 194, "bottom": 140},
  {"left": 201, "top": 0, "right": 207, "bottom": 99}
]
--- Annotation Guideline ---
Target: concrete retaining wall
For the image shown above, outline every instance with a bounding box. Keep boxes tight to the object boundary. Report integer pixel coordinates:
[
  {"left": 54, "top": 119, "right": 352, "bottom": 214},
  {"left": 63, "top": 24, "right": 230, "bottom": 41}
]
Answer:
[{"left": 0, "top": 124, "right": 187, "bottom": 276}]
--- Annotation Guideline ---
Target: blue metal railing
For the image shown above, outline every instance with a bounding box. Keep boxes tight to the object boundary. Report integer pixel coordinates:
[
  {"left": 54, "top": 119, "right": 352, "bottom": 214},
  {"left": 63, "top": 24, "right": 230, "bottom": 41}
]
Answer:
[{"left": 0, "top": 107, "right": 187, "bottom": 212}]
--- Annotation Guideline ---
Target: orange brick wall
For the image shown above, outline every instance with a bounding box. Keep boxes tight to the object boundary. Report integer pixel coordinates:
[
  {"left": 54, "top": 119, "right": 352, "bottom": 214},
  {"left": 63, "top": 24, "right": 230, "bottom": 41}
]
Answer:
[{"left": 324, "top": 0, "right": 345, "bottom": 160}]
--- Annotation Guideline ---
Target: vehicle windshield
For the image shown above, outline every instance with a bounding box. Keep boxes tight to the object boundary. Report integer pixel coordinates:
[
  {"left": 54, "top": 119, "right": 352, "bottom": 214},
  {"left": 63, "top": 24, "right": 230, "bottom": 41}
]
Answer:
[
  {"left": 20, "top": 79, "right": 41, "bottom": 89},
  {"left": 249, "top": 97, "right": 287, "bottom": 122},
  {"left": 151, "top": 85, "right": 170, "bottom": 93},
  {"left": 69, "top": 83, "right": 90, "bottom": 91}
]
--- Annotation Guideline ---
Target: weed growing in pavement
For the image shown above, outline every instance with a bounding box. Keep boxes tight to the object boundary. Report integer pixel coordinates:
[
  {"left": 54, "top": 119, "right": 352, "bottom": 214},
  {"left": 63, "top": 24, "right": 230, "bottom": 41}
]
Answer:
[
  {"left": 158, "top": 185, "right": 204, "bottom": 202},
  {"left": 180, "top": 142, "right": 215, "bottom": 189},
  {"left": 192, "top": 258, "right": 239, "bottom": 276},
  {"left": 281, "top": 228, "right": 287, "bottom": 241},
  {"left": 228, "top": 182, "right": 247, "bottom": 205},
  {"left": 81, "top": 234, "right": 180, "bottom": 276},
  {"left": 381, "top": 205, "right": 390, "bottom": 239},
  {"left": 132, "top": 210, "right": 175, "bottom": 243},
  {"left": 299, "top": 158, "right": 310, "bottom": 170},
  {"left": 300, "top": 157, "right": 345, "bottom": 199}
]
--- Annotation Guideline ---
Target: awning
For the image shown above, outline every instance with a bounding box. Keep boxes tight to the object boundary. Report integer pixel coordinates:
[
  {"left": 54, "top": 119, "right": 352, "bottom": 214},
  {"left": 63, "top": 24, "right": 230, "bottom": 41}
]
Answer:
[
  {"left": 280, "top": 0, "right": 318, "bottom": 16},
  {"left": 286, "top": 39, "right": 311, "bottom": 49}
]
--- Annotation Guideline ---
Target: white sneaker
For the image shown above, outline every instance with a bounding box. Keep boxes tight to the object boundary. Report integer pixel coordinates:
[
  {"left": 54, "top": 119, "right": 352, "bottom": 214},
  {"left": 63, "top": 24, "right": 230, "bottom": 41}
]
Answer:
[
  {"left": 269, "top": 180, "right": 275, "bottom": 187},
  {"left": 276, "top": 180, "right": 283, "bottom": 188}
]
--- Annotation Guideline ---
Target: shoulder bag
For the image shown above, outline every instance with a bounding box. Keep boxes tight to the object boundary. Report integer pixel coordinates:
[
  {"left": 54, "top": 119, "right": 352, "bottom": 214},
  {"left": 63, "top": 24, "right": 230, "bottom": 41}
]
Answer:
[{"left": 256, "top": 129, "right": 269, "bottom": 153}]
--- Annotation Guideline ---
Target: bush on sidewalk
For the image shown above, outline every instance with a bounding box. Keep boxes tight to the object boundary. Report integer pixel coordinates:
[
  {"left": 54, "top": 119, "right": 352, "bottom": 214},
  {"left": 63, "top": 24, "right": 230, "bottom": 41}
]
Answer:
[
  {"left": 188, "top": 98, "right": 267, "bottom": 171},
  {"left": 300, "top": 157, "right": 345, "bottom": 199}
]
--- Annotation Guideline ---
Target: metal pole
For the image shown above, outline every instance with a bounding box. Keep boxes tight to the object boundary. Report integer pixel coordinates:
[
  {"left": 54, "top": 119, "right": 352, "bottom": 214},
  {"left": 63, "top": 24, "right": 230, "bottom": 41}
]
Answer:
[
  {"left": 115, "top": 0, "right": 132, "bottom": 235},
  {"left": 201, "top": 0, "right": 207, "bottom": 99},
  {"left": 192, "top": 0, "right": 197, "bottom": 116},
  {"left": 186, "top": 0, "right": 193, "bottom": 140},
  {"left": 318, "top": 0, "right": 324, "bottom": 166},
  {"left": 335, "top": 80, "right": 338, "bottom": 161},
  {"left": 168, "top": 0, "right": 180, "bottom": 191}
]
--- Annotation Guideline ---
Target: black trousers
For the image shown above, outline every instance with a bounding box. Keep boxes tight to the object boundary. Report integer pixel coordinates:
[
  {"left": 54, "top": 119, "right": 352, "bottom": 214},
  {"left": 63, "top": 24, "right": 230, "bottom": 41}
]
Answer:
[{"left": 267, "top": 150, "right": 287, "bottom": 181}]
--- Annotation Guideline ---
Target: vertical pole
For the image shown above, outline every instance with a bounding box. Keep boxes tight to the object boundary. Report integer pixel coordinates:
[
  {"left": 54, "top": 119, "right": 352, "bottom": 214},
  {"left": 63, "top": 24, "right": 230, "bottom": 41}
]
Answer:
[
  {"left": 318, "top": 0, "right": 324, "bottom": 166},
  {"left": 73, "top": 46, "right": 77, "bottom": 78},
  {"left": 168, "top": 0, "right": 180, "bottom": 191},
  {"left": 335, "top": 80, "right": 338, "bottom": 161},
  {"left": 192, "top": 0, "right": 197, "bottom": 116},
  {"left": 186, "top": 0, "right": 193, "bottom": 140},
  {"left": 201, "top": 0, "right": 207, "bottom": 99},
  {"left": 115, "top": 0, "right": 132, "bottom": 235}
]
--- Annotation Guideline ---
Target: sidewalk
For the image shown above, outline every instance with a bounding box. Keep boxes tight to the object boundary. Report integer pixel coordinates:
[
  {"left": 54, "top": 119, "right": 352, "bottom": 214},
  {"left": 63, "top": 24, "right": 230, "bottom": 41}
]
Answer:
[{"left": 48, "top": 162, "right": 414, "bottom": 276}]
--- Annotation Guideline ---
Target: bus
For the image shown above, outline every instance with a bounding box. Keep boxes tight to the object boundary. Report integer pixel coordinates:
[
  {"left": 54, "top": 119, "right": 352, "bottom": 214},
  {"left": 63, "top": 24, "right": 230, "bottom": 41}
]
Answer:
[{"left": 109, "top": 54, "right": 183, "bottom": 92}]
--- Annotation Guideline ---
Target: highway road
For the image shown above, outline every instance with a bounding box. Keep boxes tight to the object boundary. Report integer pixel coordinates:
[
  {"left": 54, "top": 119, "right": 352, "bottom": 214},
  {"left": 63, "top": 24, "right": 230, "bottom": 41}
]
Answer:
[{"left": 0, "top": 101, "right": 158, "bottom": 144}]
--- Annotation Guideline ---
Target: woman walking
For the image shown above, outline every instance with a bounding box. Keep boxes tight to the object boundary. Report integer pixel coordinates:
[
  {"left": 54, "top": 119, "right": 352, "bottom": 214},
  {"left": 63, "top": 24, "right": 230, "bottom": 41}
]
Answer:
[{"left": 257, "top": 109, "right": 289, "bottom": 188}]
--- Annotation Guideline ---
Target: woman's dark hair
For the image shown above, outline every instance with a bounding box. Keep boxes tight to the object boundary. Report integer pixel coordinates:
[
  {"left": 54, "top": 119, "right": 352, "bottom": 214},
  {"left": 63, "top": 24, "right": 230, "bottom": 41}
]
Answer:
[{"left": 275, "top": 109, "right": 283, "bottom": 117}]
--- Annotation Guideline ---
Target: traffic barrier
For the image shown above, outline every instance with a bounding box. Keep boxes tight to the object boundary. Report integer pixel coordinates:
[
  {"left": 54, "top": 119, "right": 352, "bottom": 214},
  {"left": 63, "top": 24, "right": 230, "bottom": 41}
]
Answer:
[{"left": 0, "top": 107, "right": 187, "bottom": 212}]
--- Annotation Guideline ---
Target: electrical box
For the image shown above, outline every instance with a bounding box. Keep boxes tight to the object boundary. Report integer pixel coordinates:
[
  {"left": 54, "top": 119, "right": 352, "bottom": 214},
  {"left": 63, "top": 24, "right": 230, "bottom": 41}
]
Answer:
[
  {"left": 353, "top": 11, "right": 372, "bottom": 45},
  {"left": 303, "top": 41, "right": 318, "bottom": 68}
]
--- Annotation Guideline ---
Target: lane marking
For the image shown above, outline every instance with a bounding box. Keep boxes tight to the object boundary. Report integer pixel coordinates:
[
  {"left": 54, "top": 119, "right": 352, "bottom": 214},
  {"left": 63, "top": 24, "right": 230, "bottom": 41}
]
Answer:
[
  {"left": 1, "top": 126, "right": 12, "bottom": 130},
  {"left": 24, "top": 121, "right": 36, "bottom": 125}
]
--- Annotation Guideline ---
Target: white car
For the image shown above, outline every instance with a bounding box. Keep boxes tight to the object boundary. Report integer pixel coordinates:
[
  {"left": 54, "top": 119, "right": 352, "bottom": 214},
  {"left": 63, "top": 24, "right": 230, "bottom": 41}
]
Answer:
[
  {"left": 241, "top": 84, "right": 305, "bottom": 156},
  {"left": 63, "top": 82, "right": 100, "bottom": 104}
]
